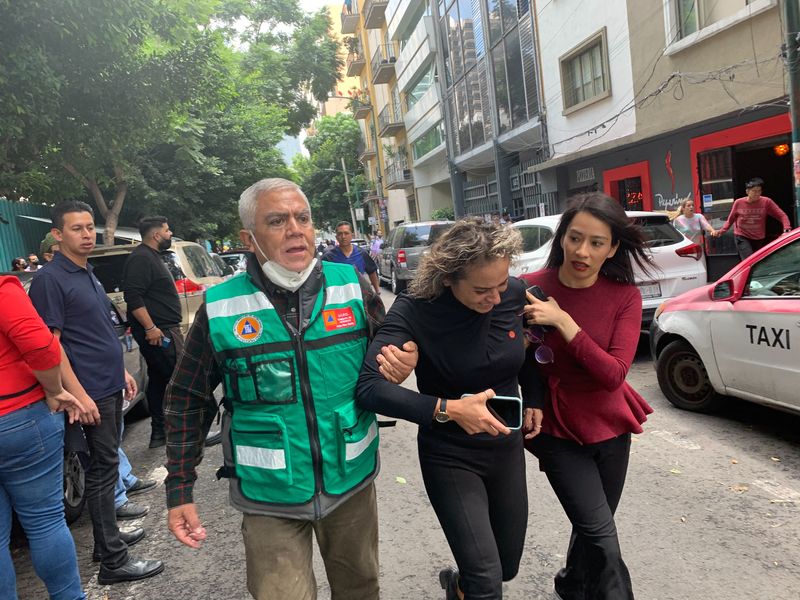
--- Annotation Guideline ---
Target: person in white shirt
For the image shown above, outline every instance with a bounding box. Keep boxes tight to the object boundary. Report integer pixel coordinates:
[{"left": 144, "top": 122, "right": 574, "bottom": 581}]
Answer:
[{"left": 672, "top": 198, "right": 714, "bottom": 248}]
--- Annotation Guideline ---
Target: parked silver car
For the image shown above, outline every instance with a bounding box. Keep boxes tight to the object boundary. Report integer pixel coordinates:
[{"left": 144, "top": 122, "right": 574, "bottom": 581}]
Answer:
[{"left": 377, "top": 221, "right": 454, "bottom": 294}]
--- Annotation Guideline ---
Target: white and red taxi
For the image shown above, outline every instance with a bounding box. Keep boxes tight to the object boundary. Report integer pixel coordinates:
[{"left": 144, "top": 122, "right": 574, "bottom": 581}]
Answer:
[{"left": 650, "top": 228, "right": 800, "bottom": 415}]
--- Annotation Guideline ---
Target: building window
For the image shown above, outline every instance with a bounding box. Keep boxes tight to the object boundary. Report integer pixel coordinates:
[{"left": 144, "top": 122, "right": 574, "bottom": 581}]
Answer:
[
  {"left": 505, "top": 27, "right": 527, "bottom": 127},
  {"left": 406, "top": 65, "right": 434, "bottom": 110},
  {"left": 559, "top": 28, "right": 610, "bottom": 113},
  {"left": 672, "top": 0, "right": 764, "bottom": 40},
  {"left": 407, "top": 194, "right": 419, "bottom": 222},
  {"left": 676, "top": 0, "right": 699, "bottom": 38},
  {"left": 492, "top": 46, "right": 511, "bottom": 133},
  {"left": 411, "top": 122, "right": 445, "bottom": 160},
  {"left": 459, "top": 0, "right": 483, "bottom": 59}
]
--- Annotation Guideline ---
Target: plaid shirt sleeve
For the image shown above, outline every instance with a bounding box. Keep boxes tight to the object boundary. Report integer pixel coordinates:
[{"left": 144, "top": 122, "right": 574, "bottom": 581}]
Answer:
[{"left": 164, "top": 303, "right": 222, "bottom": 508}]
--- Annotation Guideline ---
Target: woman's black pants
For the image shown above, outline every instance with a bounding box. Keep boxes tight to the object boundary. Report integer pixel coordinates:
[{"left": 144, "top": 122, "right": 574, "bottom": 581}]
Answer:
[
  {"left": 529, "top": 432, "right": 634, "bottom": 600},
  {"left": 418, "top": 428, "right": 528, "bottom": 600}
]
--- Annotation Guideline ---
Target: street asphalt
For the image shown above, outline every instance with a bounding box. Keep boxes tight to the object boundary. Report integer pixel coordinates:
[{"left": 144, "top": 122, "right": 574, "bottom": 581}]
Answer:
[{"left": 11, "top": 289, "right": 800, "bottom": 599}]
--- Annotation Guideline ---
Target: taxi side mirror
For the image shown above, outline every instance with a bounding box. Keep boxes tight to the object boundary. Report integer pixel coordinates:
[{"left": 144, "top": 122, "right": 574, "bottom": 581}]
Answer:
[{"left": 711, "top": 280, "right": 734, "bottom": 301}]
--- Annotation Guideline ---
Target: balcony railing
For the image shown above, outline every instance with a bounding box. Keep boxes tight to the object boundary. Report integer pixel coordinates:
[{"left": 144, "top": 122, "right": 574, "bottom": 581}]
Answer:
[
  {"left": 346, "top": 48, "right": 366, "bottom": 77},
  {"left": 378, "top": 102, "right": 404, "bottom": 137},
  {"left": 340, "top": 3, "right": 359, "bottom": 34},
  {"left": 385, "top": 156, "right": 413, "bottom": 189},
  {"left": 351, "top": 99, "right": 372, "bottom": 119},
  {"left": 364, "top": 0, "right": 389, "bottom": 29},
  {"left": 371, "top": 43, "right": 397, "bottom": 85},
  {"left": 359, "top": 140, "right": 377, "bottom": 161}
]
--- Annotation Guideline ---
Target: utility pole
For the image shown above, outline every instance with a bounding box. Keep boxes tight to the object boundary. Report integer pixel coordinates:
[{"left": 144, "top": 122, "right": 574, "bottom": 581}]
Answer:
[
  {"left": 341, "top": 156, "right": 360, "bottom": 237},
  {"left": 784, "top": 0, "right": 800, "bottom": 224}
]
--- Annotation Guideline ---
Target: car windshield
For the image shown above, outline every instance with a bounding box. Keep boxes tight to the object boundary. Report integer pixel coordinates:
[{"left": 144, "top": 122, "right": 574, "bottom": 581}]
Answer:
[
  {"left": 746, "top": 238, "right": 800, "bottom": 297},
  {"left": 88, "top": 253, "right": 131, "bottom": 293},
  {"left": 183, "top": 245, "right": 222, "bottom": 278},
  {"left": 632, "top": 216, "right": 684, "bottom": 247},
  {"left": 221, "top": 254, "right": 244, "bottom": 267},
  {"left": 402, "top": 225, "right": 432, "bottom": 247},
  {"left": 160, "top": 251, "right": 185, "bottom": 281},
  {"left": 403, "top": 224, "right": 452, "bottom": 248},
  {"left": 428, "top": 224, "right": 453, "bottom": 245}
]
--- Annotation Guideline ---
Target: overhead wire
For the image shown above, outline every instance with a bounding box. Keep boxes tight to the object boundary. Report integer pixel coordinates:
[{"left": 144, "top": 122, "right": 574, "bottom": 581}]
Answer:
[{"left": 553, "top": 48, "right": 786, "bottom": 154}]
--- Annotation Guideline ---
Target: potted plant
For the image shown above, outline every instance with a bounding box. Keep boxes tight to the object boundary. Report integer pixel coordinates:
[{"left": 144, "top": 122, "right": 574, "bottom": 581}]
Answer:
[{"left": 344, "top": 36, "right": 359, "bottom": 57}]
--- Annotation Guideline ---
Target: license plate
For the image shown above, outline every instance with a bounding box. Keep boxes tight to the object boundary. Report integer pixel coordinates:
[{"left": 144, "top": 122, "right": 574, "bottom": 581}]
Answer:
[{"left": 637, "top": 282, "right": 662, "bottom": 299}]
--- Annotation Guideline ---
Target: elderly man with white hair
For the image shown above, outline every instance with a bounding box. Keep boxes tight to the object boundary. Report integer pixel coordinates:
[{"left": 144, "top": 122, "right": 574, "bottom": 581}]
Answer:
[{"left": 163, "top": 178, "right": 417, "bottom": 600}]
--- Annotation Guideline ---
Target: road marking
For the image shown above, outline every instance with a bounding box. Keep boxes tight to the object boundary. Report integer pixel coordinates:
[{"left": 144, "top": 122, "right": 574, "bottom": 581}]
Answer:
[
  {"left": 752, "top": 479, "right": 800, "bottom": 503},
  {"left": 648, "top": 430, "right": 701, "bottom": 450}
]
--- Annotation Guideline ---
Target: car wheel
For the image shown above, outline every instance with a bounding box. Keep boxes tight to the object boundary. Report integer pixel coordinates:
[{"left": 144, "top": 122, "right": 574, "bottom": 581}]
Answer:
[
  {"left": 656, "top": 340, "right": 721, "bottom": 412},
  {"left": 63, "top": 451, "right": 86, "bottom": 524},
  {"left": 390, "top": 268, "right": 405, "bottom": 295}
]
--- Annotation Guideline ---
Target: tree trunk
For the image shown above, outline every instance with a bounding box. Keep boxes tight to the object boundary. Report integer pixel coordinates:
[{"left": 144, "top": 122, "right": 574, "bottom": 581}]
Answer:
[
  {"left": 63, "top": 161, "right": 127, "bottom": 246},
  {"left": 103, "top": 210, "right": 119, "bottom": 246},
  {"left": 104, "top": 170, "right": 128, "bottom": 246}
]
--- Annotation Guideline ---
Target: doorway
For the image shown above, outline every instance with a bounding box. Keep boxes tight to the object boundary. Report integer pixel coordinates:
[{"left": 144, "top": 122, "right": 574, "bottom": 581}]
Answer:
[
  {"left": 734, "top": 139, "right": 794, "bottom": 238},
  {"left": 603, "top": 160, "right": 652, "bottom": 211}
]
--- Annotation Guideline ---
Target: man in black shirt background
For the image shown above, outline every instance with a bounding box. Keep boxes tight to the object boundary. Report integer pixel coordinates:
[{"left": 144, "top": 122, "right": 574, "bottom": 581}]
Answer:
[{"left": 123, "top": 216, "right": 183, "bottom": 448}]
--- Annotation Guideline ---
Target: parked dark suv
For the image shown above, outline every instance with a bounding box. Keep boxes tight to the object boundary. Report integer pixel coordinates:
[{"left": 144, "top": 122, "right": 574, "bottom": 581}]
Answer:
[{"left": 377, "top": 221, "right": 454, "bottom": 294}]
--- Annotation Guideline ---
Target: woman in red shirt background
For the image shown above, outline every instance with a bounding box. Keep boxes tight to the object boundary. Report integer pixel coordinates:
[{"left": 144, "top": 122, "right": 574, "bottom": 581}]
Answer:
[
  {"left": 0, "top": 275, "right": 92, "bottom": 599},
  {"left": 520, "top": 193, "right": 654, "bottom": 600}
]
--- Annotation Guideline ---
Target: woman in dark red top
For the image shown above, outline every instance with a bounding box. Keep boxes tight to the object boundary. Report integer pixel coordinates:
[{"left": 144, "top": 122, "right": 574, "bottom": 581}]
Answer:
[
  {"left": 520, "top": 193, "right": 653, "bottom": 600},
  {"left": 0, "top": 276, "right": 91, "bottom": 599}
]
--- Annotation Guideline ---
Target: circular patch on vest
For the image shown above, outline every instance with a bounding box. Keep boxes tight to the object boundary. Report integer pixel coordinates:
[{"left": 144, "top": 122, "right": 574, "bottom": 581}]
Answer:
[
  {"left": 233, "top": 315, "right": 263, "bottom": 344},
  {"left": 508, "top": 330, "right": 516, "bottom": 339}
]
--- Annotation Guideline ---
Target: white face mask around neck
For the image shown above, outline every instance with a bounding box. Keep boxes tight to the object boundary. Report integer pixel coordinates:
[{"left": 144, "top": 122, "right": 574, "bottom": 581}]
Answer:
[{"left": 248, "top": 231, "right": 317, "bottom": 292}]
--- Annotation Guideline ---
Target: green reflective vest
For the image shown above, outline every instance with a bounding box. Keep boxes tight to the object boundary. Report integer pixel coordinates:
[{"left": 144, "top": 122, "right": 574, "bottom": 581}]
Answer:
[{"left": 206, "top": 263, "right": 378, "bottom": 506}]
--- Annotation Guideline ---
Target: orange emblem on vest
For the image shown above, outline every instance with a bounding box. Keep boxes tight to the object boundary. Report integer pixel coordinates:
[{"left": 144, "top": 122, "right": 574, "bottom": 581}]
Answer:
[{"left": 233, "top": 316, "right": 263, "bottom": 343}]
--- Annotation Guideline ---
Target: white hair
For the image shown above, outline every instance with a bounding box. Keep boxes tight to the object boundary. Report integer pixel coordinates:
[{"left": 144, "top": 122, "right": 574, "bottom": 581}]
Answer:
[{"left": 238, "top": 178, "right": 310, "bottom": 230}]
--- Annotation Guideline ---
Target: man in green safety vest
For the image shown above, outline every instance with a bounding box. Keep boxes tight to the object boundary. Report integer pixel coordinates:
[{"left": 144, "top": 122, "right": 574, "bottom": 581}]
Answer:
[{"left": 163, "top": 178, "right": 416, "bottom": 600}]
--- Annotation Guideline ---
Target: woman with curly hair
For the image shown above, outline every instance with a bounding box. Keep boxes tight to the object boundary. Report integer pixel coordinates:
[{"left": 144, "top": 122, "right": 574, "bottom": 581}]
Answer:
[
  {"left": 520, "top": 193, "right": 654, "bottom": 599},
  {"left": 357, "top": 219, "right": 545, "bottom": 599}
]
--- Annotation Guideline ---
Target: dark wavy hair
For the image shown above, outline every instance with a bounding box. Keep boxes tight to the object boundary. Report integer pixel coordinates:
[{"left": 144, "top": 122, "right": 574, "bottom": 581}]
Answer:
[{"left": 545, "top": 193, "right": 653, "bottom": 285}]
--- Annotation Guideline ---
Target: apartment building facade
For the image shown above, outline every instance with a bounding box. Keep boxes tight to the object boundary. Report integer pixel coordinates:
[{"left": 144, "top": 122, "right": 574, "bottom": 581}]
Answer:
[
  {"left": 341, "top": 0, "right": 455, "bottom": 234},
  {"left": 387, "top": 0, "right": 455, "bottom": 220},
  {"left": 531, "top": 0, "right": 793, "bottom": 277},
  {"left": 434, "top": 0, "right": 551, "bottom": 219}
]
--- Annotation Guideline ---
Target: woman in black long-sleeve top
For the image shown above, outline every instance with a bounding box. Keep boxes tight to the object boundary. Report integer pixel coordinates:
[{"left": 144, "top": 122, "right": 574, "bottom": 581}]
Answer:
[{"left": 357, "top": 220, "right": 544, "bottom": 600}]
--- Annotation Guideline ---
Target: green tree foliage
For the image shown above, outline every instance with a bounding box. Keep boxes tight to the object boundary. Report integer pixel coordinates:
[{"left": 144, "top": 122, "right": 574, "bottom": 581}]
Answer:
[
  {"left": 124, "top": 102, "right": 291, "bottom": 240},
  {"left": 297, "top": 114, "right": 364, "bottom": 231},
  {"left": 216, "top": 1, "right": 342, "bottom": 134},
  {"left": 1, "top": 0, "right": 224, "bottom": 243},
  {"left": 430, "top": 206, "right": 456, "bottom": 221},
  {"left": 0, "top": 0, "right": 342, "bottom": 243}
]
